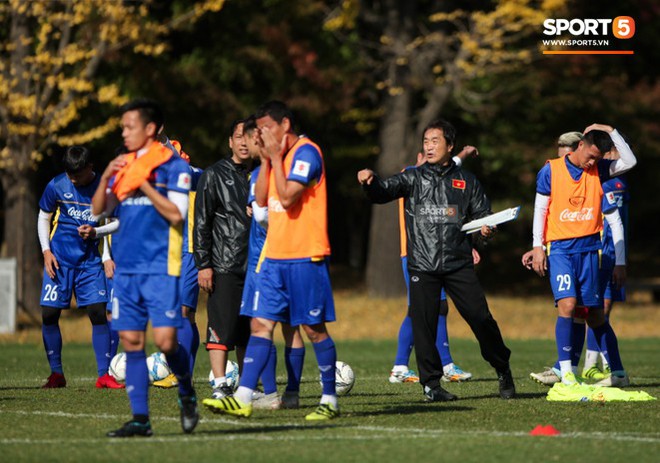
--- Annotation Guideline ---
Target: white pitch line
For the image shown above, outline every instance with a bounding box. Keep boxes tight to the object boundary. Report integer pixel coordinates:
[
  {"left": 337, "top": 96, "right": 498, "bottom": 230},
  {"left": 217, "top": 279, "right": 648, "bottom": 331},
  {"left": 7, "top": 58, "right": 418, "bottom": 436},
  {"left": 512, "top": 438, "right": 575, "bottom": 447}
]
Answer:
[{"left": 1, "top": 410, "right": 658, "bottom": 444}]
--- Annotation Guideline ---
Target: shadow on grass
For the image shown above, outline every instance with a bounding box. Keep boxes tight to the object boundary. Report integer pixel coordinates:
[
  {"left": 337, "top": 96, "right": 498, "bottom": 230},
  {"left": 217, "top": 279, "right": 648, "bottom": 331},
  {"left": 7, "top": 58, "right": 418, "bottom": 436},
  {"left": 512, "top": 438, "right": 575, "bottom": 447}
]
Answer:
[
  {"left": 0, "top": 386, "right": 42, "bottom": 391},
  {"left": 194, "top": 423, "right": 338, "bottom": 436},
  {"left": 348, "top": 403, "right": 474, "bottom": 417},
  {"left": 460, "top": 391, "right": 548, "bottom": 401}
]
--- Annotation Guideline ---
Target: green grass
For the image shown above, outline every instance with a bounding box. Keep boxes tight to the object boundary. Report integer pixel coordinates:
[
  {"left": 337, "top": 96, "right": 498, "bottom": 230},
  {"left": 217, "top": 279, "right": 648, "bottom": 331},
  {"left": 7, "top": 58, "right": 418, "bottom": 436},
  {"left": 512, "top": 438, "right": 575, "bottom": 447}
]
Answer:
[{"left": 1, "top": 338, "right": 658, "bottom": 462}]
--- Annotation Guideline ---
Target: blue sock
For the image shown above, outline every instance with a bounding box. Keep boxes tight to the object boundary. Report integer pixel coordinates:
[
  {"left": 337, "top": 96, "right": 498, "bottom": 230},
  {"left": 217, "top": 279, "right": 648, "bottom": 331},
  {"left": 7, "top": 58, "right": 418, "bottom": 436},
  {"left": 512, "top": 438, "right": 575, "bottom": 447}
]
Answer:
[
  {"left": 240, "top": 336, "right": 273, "bottom": 390},
  {"left": 592, "top": 322, "right": 624, "bottom": 372},
  {"left": 394, "top": 316, "right": 414, "bottom": 366},
  {"left": 177, "top": 318, "right": 198, "bottom": 373},
  {"left": 125, "top": 351, "right": 149, "bottom": 417},
  {"left": 284, "top": 346, "right": 305, "bottom": 392},
  {"left": 107, "top": 319, "right": 120, "bottom": 358},
  {"left": 555, "top": 316, "right": 573, "bottom": 363},
  {"left": 92, "top": 324, "right": 111, "bottom": 377},
  {"left": 436, "top": 314, "right": 453, "bottom": 366},
  {"left": 313, "top": 337, "right": 337, "bottom": 396},
  {"left": 190, "top": 322, "right": 200, "bottom": 372},
  {"left": 261, "top": 344, "right": 278, "bottom": 395},
  {"left": 165, "top": 344, "right": 194, "bottom": 396},
  {"left": 42, "top": 324, "right": 63, "bottom": 374},
  {"left": 586, "top": 326, "right": 599, "bottom": 353},
  {"left": 571, "top": 321, "right": 586, "bottom": 368}
]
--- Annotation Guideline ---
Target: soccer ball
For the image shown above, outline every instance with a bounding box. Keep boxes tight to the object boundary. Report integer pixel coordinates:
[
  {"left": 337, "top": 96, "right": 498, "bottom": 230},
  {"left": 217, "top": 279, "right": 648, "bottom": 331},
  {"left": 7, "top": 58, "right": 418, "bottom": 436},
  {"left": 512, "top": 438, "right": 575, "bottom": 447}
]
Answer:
[
  {"left": 109, "top": 352, "right": 126, "bottom": 382},
  {"left": 146, "top": 352, "right": 171, "bottom": 383},
  {"left": 319, "top": 361, "right": 355, "bottom": 396},
  {"left": 208, "top": 360, "right": 240, "bottom": 391}
]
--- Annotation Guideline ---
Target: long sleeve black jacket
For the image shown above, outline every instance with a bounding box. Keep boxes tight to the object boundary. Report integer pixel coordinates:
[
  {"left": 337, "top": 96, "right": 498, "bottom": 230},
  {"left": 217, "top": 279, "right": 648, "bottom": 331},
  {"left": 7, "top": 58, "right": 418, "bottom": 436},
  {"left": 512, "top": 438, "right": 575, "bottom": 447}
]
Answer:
[
  {"left": 364, "top": 161, "right": 491, "bottom": 273},
  {"left": 193, "top": 158, "right": 250, "bottom": 274}
]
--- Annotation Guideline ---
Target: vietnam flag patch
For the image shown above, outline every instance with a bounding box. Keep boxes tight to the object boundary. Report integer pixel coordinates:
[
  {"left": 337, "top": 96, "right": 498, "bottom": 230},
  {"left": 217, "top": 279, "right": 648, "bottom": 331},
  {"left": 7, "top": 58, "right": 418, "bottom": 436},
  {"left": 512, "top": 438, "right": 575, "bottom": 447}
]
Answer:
[{"left": 452, "top": 179, "right": 466, "bottom": 190}]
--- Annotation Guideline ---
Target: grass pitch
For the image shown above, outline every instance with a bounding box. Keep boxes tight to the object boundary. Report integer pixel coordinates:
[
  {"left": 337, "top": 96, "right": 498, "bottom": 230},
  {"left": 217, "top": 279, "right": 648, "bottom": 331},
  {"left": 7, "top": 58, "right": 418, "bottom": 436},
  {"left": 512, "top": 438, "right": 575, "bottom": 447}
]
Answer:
[{"left": 0, "top": 338, "right": 658, "bottom": 462}]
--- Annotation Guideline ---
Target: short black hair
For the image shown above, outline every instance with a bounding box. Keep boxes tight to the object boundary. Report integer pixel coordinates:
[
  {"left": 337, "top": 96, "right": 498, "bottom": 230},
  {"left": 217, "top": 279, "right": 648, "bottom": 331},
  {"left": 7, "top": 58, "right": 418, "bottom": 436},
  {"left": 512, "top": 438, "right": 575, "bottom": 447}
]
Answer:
[
  {"left": 230, "top": 119, "right": 245, "bottom": 137},
  {"left": 254, "top": 100, "right": 295, "bottom": 128},
  {"left": 583, "top": 130, "right": 613, "bottom": 154},
  {"left": 63, "top": 146, "right": 91, "bottom": 173},
  {"left": 120, "top": 98, "right": 164, "bottom": 133},
  {"left": 243, "top": 115, "right": 257, "bottom": 134},
  {"left": 422, "top": 118, "right": 456, "bottom": 150}
]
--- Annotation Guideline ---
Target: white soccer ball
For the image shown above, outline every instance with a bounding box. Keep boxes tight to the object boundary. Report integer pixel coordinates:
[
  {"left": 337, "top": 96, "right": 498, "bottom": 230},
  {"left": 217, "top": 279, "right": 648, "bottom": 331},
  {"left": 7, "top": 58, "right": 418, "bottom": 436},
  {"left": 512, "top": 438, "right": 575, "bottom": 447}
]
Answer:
[
  {"left": 109, "top": 352, "right": 127, "bottom": 382},
  {"left": 208, "top": 360, "right": 240, "bottom": 391},
  {"left": 147, "top": 352, "right": 171, "bottom": 383},
  {"left": 319, "top": 361, "right": 355, "bottom": 396}
]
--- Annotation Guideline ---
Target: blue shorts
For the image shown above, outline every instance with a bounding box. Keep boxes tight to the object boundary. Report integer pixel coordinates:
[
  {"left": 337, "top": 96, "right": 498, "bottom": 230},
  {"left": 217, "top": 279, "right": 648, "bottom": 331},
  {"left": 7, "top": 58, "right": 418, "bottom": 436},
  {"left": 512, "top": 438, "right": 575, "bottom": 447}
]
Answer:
[
  {"left": 548, "top": 251, "right": 601, "bottom": 307},
  {"left": 253, "top": 259, "right": 335, "bottom": 326},
  {"left": 106, "top": 277, "right": 114, "bottom": 312},
  {"left": 111, "top": 273, "right": 182, "bottom": 331},
  {"left": 599, "top": 252, "right": 626, "bottom": 302},
  {"left": 402, "top": 257, "right": 446, "bottom": 306},
  {"left": 179, "top": 253, "right": 199, "bottom": 310},
  {"left": 239, "top": 266, "right": 259, "bottom": 317},
  {"left": 40, "top": 265, "right": 108, "bottom": 309}
]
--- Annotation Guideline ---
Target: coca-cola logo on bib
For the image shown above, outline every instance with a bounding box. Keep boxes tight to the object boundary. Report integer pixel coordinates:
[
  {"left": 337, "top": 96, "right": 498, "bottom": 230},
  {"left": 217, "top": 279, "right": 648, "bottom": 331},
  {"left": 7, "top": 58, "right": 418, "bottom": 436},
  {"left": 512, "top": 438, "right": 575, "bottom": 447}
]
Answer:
[{"left": 559, "top": 207, "right": 594, "bottom": 222}]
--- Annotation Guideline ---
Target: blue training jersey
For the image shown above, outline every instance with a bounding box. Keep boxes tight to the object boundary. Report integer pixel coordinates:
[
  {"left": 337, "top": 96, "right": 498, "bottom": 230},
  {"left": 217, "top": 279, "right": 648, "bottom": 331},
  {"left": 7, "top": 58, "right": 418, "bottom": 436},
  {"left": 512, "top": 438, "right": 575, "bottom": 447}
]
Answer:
[
  {"left": 601, "top": 175, "right": 629, "bottom": 259},
  {"left": 39, "top": 173, "right": 102, "bottom": 268},
  {"left": 111, "top": 155, "right": 191, "bottom": 276},
  {"left": 247, "top": 164, "right": 267, "bottom": 270},
  {"left": 536, "top": 156, "right": 616, "bottom": 255}
]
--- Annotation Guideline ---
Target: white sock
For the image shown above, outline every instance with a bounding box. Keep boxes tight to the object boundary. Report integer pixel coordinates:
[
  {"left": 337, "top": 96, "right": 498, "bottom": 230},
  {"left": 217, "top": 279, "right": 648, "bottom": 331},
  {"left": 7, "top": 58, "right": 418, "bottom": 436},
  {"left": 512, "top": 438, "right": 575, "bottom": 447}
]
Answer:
[
  {"left": 443, "top": 363, "right": 455, "bottom": 374},
  {"left": 320, "top": 394, "right": 338, "bottom": 408},
  {"left": 212, "top": 376, "right": 227, "bottom": 387},
  {"left": 600, "top": 352, "right": 610, "bottom": 369},
  {"left": 584, "top": 350, "right": 600, "bottom": 370},
  {"left": 559, "top": 360, "right": 572, "bottom": 377},
  {"left": 235, "top": 386, "right": 254, "bottom": 404},
  {"left": 392, "top": 365, "right": 408, "bottom": 373}
]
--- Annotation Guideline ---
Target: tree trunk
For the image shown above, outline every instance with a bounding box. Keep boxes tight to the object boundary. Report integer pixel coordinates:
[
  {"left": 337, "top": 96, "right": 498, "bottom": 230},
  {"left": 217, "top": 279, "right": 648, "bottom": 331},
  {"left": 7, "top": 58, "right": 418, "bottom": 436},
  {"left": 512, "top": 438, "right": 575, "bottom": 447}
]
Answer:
[
  {"left": 0, "top": 166, "right": 41, "bottom": 319},
  {"left": 365, "top": 88, "right": 412, "bottom": 298}
]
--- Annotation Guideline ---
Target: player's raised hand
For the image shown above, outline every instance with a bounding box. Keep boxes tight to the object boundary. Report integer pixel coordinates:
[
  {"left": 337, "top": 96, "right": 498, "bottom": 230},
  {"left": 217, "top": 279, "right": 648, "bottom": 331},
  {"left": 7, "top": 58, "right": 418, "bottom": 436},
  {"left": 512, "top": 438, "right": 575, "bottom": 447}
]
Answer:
[
  {"left": 584, "top": 123, "right": 614, "bottom": 134},
  {"left": 101, "top": 155, "right": 128, "bottom": 181},
  {"left": 521, "top": 250, "right": 534, "bottom": 269},
  {"left": 77, "top": 224, "right": 96, "bottom": 240},
  {"left": 357, "top": 169, "right": 375, "bottom": 185},
  {"left": 531, "top": 247, "right": 547, "bottom": 277},
  {"left": 415, "top": 152, "right": 427, "bottom": 167},
  {"left": 456, "top": 145, "right": 479, "bottom": 161},
  {"left": 261, "top": 127, "right": 287, "bottom": 162},
  {"left": 43, "top": 249, "right": 59, "bottom": 279},
  {"left": 198, "top": 268, "right": 214, "bottom": 294}
]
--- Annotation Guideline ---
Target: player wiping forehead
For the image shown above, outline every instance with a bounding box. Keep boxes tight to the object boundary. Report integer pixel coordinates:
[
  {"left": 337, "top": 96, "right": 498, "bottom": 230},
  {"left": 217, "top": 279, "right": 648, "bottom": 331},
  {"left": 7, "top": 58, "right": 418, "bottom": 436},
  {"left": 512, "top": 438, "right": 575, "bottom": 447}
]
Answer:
[{"left": 531, "top": 123, "right": 636, "bottom": 387}]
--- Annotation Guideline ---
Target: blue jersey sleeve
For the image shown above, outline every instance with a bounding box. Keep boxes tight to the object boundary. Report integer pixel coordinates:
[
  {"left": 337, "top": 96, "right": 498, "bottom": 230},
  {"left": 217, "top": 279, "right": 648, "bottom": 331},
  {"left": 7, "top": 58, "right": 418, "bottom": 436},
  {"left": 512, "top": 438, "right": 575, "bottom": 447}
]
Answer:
[
  {"left": 39, "top": 180, "right": 58, "bottom": 212},
  {"left": 287, "top": 144, "right": 323, "bottom": 185},
  {"left": 248, "top": 165, "right": 261, "bottom": 204},
  {"left": 536, "top": 163, "right": 551, "bottom": 195},
  {"left": 167, "top": 157, "right": 192, "bottom": 194}
]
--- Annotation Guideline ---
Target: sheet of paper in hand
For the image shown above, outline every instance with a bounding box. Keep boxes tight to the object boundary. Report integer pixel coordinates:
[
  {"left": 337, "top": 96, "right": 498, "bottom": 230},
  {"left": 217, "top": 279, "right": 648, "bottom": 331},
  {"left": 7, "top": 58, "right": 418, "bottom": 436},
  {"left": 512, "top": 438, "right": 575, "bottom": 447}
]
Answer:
[{"left": 460, "top": 206, "right": 521, "bottom": 234}]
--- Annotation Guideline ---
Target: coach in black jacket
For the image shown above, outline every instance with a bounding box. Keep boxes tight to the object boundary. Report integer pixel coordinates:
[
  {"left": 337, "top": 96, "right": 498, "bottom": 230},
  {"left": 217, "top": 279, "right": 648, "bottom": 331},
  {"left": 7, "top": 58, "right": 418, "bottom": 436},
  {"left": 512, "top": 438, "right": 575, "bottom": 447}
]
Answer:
[
  {"left": 194, "top": 120, "right": 252, "bottom": 398},
  {"left": 358, "top": 118, "right": 515, "bottom": 401}
]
